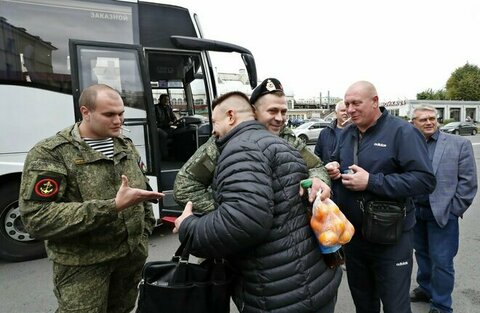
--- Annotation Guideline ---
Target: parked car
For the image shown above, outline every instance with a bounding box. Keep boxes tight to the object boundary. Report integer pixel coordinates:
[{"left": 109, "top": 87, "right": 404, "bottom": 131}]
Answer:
[
  {"left": 292, "top": 121, "right": 330, "bottom": 144},
  {"left": 289, "top": 118, "right": 305, "bottom": 127},
  {"left": 307, "top": 118, "right": 326, "bottom": 122},
  {"left": 440, "top": 122, "right": 478, "bottom": 135}
]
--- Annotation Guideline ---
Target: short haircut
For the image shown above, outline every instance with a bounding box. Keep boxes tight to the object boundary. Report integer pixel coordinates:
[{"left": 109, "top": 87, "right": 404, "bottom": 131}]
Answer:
[
  {"left": 335, "top": 100, "right": 345, "bottom": 112},
  {"left": 79, "top": 84, "right": 119, "bottom": 111},
  {"left": 412, "top": 105, "right": 437, "bottom": 120},
  {"left": 347, "top": 81, "right": 378, "bottom": 99},
  {"left": 212, "top": 91, "right": 250, "bottom": 110},
  {"left": 159, "top": 94, "right": 168, "bottom": 102}
]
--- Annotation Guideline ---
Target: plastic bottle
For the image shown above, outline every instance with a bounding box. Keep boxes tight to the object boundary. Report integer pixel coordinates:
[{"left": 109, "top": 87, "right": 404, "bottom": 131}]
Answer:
[
  {"left": 301, "top": 179, "right": 346, "bottom": 269},
  {"left": 320, "top": 244, "right": 345, "bottom": 269},
  {"left": 300, "top": 179, "right": 314, "bottom": 219}
]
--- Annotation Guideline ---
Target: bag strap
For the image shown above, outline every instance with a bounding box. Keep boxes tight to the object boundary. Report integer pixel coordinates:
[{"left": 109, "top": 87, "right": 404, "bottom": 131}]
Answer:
[
  {"left": 172, "top": 233, "right": 195, "bottom": 262},
  {"left": 353, "top": 133, "right": 366, "bottom": 209},
  {"left": 353, "top": 133, "right": 359, "bottom": 165}
]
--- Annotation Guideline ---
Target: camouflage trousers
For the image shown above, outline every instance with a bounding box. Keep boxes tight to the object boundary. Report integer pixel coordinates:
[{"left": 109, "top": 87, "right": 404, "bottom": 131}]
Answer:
[{"left": 52, "top": 244, "right": 147, "bottom": 313}]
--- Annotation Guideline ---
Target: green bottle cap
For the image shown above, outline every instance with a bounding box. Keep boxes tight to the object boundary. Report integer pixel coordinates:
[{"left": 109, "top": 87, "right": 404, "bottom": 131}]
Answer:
[{"left": 301, "top": 179, "right": 312, "bottom": 188}]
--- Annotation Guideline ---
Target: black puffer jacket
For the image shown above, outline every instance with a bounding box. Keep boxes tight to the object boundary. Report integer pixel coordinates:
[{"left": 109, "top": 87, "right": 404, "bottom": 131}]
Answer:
[{"left": 179, "top": 121, "right": 342, "bottom": 313}]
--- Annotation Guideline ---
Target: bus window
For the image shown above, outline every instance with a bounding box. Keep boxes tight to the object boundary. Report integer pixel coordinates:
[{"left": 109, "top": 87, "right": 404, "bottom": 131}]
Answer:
[
  {"left": 70, "top": 41, "right": 157, "bottom": 178},
  {"left": 191, "top": 76, "right": 209, "bottom": 119},
  {"left": 148, "top": 50, "right": 210, "bottom": 167},
  {"left": 0, "top": 0, "right": 136, "bottom": 93},
  {"left": 208, "top": 51, "right": 253, "bottom": 96},
  {"left": 75, "top": 46, "right": 145, "bottom": 111}
]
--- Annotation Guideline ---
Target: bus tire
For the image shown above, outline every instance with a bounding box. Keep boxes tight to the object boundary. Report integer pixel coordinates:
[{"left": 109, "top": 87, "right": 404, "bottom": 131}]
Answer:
[{"left": 0, "top": 181, "right": 46, "bottom": 262}]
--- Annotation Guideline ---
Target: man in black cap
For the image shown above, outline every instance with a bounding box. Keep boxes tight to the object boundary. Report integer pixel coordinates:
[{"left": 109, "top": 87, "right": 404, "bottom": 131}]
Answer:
[{"left": 174, "top": 78, "right": 331, "bottom": 213}]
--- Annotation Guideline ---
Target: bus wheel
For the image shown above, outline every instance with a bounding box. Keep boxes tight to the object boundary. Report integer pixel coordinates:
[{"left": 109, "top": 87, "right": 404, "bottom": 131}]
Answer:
[{"left": 0, "top": 181, "right": 46, "bottom": 262}]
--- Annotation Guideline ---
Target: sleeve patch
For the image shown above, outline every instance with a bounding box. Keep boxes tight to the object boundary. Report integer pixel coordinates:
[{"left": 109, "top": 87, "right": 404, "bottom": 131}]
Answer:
[{"left": 31, "top": 175, "right": 62, "bottom": 201}]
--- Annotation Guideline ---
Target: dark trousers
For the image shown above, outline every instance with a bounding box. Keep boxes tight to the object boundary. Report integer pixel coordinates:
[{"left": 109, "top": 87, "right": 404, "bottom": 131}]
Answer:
[
  {"left": 344, "top": 230, "right": 413, "bottom": 313},
  {"left": 414, "top": 207, "right": 459, "bottom": 313}
]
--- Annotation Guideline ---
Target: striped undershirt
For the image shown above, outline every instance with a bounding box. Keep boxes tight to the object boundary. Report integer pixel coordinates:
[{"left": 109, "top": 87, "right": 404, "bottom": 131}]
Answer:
[{"left": 83, "top": 137, "right": 114, "bottom": 158}]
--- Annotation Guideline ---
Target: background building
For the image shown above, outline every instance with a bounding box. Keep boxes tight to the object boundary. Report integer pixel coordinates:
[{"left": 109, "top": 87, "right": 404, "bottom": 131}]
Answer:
[{"left": 383, "top": 100, "right": 480, "bottom": 123}]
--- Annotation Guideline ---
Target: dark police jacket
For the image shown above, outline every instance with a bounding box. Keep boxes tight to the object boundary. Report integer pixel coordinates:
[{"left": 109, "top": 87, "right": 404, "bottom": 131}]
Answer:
[
  {"left": 179, "top": 120, "right": 341, "bottom": 313},
  {"left": 331, "top": 108, "right": 436, "bottom": 233}
]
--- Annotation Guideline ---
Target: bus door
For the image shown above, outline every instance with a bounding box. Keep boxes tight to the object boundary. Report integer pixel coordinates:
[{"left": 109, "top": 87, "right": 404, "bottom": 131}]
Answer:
[
  {"left": 68, "top": 40, "right": 162, "bottom": 219},
  {"left": 146, "top": 50, "right": 213, "bottom": 214}
]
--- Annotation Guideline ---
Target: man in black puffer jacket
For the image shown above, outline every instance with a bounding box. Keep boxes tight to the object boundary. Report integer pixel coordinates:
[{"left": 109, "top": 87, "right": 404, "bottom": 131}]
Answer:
[{"left": 174, "top": 91, "right": 342, "bottom": 313}]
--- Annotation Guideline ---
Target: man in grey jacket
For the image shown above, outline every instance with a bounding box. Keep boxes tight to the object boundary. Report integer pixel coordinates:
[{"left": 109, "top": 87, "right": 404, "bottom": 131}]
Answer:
[{"left": 410, "top": 105, "right": 477, "bottom": 313}]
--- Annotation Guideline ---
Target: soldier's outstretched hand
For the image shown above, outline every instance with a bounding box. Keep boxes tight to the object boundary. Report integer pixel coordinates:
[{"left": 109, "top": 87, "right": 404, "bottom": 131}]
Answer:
[{"left": 115, "top": 175, "right": 164, "bottom": 211}]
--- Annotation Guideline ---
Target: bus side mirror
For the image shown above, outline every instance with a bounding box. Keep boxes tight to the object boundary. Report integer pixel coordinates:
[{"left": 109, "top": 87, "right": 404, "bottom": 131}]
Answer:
[{"left": 242, "top": 53, "right": 257, "bottom": 89}]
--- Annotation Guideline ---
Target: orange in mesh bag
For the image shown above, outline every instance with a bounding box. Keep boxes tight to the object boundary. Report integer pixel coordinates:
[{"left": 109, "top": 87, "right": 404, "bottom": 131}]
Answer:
[
  {"left": 301, "top": 179, "right": 354, "bottom": 268},
  {"left": 310, "top": 197, "right": 355, "bottom": 246}
]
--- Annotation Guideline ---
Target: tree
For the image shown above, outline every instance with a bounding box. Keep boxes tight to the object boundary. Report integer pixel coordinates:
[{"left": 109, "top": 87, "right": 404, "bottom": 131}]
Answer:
[
  {"left": 446, "top": 63, "right": 480, "bottom": 101},
  {"left": 416, "top": 88, "right": 447, "bottom": 100}
]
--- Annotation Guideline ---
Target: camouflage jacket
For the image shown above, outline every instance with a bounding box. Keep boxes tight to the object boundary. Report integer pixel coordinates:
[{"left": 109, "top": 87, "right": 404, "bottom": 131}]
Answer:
[
  {"left": 173, "top": 127, "right": 330, "bottom": 213},
  {"left": 19, "top": 123, "right": 155, "bottom": 266}
]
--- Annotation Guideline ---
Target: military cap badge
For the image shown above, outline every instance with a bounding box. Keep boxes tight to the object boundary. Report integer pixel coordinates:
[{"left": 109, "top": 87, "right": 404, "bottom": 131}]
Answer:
[{"left": 266, "top": 79, "right": 276, "bottom": 91}]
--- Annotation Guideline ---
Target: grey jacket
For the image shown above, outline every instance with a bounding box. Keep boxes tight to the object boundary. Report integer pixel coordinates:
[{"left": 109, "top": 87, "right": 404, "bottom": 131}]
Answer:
[{"left": 428, "top": 131, "right": 477, "bottom": 227}]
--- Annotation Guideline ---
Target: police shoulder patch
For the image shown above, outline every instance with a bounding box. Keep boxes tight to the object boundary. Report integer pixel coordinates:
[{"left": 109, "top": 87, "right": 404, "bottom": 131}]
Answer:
[{"left": 31, "top": 175, "right": 62, "bottom": 201}]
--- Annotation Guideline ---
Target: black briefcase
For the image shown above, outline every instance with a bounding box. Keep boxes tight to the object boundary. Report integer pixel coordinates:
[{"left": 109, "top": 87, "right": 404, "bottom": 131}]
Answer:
[{"left": 136, "top": 235, "right": 233, "bottom": 313}]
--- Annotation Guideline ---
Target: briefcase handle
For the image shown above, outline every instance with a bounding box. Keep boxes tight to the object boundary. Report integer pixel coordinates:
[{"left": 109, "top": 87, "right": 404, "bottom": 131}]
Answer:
[
  {"left": 172, "top": 234, "right": 229, "bottom": 267},
  {"left": 172, "top": 234, "right": 194, "bottom": 262}
]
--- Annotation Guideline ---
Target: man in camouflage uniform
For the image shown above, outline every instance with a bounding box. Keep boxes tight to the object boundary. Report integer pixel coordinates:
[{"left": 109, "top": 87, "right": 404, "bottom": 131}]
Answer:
[
  {"left": 174, "top": 78, "right": 330, "bottom": 213},
  {"left": 19, "top": 84, "right": 164, "bottom": 313}
]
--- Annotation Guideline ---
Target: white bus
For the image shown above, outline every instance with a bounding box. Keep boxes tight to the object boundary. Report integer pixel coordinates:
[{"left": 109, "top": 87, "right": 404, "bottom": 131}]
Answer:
[{"left": 0, "top": 0, "right": 257, "bottom": 261}]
